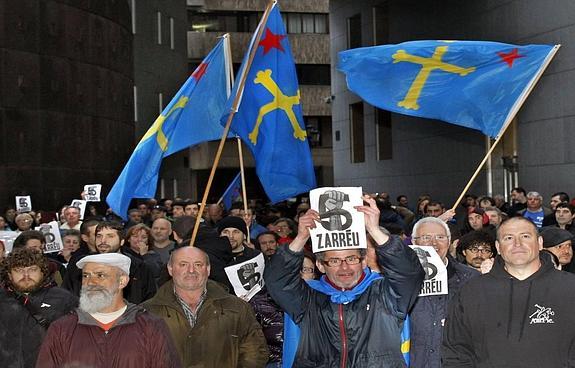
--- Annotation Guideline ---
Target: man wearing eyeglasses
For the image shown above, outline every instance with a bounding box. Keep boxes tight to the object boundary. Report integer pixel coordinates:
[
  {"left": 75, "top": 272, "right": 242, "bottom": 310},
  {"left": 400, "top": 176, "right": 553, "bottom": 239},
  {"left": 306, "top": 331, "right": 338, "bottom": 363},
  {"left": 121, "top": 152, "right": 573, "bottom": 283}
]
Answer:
[
  {"left": 265, "top": 195, "right": 424, "bottom": 367},
  {"left": 409, "top": 217, "right": 479, "bottom": 368},
  {"left": 458, "top": 231, "right": 496, "bottom": 272}
]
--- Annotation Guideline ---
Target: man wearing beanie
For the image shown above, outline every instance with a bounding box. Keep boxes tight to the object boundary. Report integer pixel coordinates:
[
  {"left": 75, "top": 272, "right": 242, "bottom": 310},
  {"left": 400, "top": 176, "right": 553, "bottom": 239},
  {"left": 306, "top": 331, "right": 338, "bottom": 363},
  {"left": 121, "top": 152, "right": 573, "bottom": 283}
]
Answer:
[
  {"left": 541, "top": 227, "right": 573, "bottom": 270},
  {"left": 36, "top": 253, "right": 181, "bottom": 367},
  {"left": 217, "top": 215, "right": 261, "bottom": 265}
]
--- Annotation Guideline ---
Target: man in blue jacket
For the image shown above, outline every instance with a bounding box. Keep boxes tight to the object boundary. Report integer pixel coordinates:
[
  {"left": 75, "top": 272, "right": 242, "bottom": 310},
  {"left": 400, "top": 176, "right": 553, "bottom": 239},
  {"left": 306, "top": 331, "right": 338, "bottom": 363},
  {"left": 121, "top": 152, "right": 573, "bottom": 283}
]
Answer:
[{"left": 265, "top": 195, "right": 424, "bottom": 367}]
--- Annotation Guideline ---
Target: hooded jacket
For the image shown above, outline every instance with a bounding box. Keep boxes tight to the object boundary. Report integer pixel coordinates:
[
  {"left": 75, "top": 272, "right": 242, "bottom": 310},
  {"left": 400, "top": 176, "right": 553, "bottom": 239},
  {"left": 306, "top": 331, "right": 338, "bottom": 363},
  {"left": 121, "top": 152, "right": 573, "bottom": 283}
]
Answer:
[
  {"left": 265, "top": 235, "right": 424, "bottom": 368},
  {"left": 0, "top": 284, "right": 77, "bottom": 368},
  {"left": 36, "top": 303, "right": 181, "bottom": 368},
  {"left": 143, "top": 279, "right": 269, "bottom": 368},
  {"left": 442, "top": 254, "right": 575, "bottom": 367}
]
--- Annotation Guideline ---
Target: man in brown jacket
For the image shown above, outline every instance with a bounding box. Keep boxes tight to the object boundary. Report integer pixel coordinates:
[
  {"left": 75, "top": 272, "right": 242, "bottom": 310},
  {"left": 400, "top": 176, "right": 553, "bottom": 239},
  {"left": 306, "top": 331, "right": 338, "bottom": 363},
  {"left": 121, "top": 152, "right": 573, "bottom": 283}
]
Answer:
[{"left": 143, "top": 246, "right": 269, "bottom": 367}]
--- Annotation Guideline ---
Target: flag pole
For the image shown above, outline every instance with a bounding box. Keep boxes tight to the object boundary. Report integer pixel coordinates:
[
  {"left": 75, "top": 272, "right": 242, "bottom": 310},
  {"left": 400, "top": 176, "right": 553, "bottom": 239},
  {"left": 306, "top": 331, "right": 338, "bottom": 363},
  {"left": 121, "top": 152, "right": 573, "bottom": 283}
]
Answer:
[
  {"left": 236, "top": 136, "right": 251, "bottom": 240},
  {"left": 189, "top": 1, "right": 276, "bottom": 245},
  {"left": 450, "top": 45, "right": 561, "bottom": 212}
]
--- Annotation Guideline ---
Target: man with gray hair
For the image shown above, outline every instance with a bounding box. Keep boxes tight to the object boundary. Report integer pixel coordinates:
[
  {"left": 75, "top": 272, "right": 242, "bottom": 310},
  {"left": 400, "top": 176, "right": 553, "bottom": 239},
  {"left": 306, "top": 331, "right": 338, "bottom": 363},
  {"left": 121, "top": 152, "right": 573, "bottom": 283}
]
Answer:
[
  {"left": 518, "top": 191, "right": 553, "bottom": 228},
  {"left": 409, "top": 216, "right": 478, "bottom": 368},
  {"left": 36, "top": 253, "right": 181, "bottom": 368},
  {"left": 143, "top": 246, "right": 269, "bottom": 367}
]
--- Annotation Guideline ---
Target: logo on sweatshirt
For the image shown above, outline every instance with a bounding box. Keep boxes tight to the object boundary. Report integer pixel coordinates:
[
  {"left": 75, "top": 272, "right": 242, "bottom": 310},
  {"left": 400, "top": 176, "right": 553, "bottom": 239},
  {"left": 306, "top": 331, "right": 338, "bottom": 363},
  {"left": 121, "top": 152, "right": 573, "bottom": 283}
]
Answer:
[{"left": 529, "top": 304, "right": 555, "bottom": 324}]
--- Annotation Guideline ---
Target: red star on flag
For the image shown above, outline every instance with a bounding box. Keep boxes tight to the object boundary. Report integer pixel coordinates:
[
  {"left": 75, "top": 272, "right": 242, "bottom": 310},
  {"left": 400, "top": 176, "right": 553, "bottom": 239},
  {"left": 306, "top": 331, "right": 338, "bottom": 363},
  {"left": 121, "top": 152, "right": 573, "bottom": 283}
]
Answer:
[
  {"left": 497, "top": 48, "right": 525, "bottom": 68},
  {"left": 192, "top": 62, "right": 208, "bottom": 81},
  {"left": 258, "top": 28, "right": 286, "bottom": 55}
]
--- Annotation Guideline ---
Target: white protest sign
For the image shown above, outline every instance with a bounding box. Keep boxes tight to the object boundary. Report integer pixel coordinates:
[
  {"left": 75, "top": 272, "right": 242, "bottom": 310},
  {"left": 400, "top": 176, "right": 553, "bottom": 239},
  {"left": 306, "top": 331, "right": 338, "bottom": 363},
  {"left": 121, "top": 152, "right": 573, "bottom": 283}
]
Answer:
[
  {"left": 309, "top": 187, "right": 367, "bottom": 253},
  {"left": 224, "top": 253, "right": 265, "bottom": 301},
  {"left": 70, "top": 200, "right": 87, "bottom": 220},
  {"left": 15, "top": 196, "right": 32, "bottom": 213},
  {"left": 0, "top": 231, "right": 19, "bottom": 254},
  {"left": 409, "top": 245, "right": 448, "bottom": 296},
  {"left": 83, "top": 184, "right": 102, "bottom": 202},
  {"left": 38, "top": 221, "right": 64, "bottom": 253}
]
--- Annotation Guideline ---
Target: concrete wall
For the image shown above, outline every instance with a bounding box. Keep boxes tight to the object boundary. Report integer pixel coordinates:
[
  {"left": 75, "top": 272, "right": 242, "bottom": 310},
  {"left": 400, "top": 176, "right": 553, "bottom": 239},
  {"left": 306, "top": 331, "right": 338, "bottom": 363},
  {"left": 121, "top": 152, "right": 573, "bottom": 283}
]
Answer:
[{"left": 330, "top": 0, "right": 573, "bottom": 206}]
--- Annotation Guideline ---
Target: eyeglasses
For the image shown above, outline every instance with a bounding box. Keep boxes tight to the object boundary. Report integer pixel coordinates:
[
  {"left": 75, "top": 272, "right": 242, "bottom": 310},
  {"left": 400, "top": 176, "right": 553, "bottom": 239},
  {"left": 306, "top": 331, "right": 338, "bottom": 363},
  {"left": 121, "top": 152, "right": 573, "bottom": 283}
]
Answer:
[
  {"left": 467, "top": 246, "right": 492, "bottom": 255},
  {"left": 300, "top": 267, "right": 315, "bottom": 274},
  {"left": 322, "top": 255, "right": 363, "bottom": 267},
  {"left": 412, "top": 234, "right": 449, "bottom": 243}
]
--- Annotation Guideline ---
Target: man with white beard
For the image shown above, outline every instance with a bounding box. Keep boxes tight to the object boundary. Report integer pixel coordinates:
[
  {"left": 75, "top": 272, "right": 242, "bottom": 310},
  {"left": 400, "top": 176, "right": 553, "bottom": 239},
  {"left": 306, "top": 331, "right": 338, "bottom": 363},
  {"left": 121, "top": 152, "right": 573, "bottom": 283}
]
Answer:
[{"left": 36, "top": 253, "right": 181, "bottom": 368}]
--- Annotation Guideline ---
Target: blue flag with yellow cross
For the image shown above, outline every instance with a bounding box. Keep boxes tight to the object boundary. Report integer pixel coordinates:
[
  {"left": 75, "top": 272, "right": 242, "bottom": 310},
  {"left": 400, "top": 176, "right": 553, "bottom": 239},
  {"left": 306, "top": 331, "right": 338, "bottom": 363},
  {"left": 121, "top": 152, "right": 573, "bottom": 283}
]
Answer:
[
  {"left": 107, "top": 37, "right": 231, "bottom": 219},
  {"left": 221, "top": 2, "right": 316, "bottom": 203},
  {"left": 338, "top": 40, "right": 556, "bottom": 138}
]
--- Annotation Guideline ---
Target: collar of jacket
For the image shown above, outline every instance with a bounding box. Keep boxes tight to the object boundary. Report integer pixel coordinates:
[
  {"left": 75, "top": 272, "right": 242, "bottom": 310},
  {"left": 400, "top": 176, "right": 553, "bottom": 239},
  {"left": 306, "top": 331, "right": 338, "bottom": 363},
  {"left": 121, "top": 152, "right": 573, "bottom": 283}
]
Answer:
[
  {"left": 147, "top": 279, "right": 231, "bottom": 309},
  {"left": 307, "top": 268, "right": 382, "bottom": 304},
  {"left": 489, "top": 253, "right": 554, "bottom": 280},
  {"left": 76, "top": 302, "right": 143, "bottom": 327}
]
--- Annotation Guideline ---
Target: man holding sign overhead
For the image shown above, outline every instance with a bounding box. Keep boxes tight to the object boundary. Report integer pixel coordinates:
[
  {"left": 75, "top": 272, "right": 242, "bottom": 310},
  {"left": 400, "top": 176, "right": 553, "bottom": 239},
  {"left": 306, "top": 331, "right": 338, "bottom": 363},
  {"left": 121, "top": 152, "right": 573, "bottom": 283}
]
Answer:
[{"left": 265, "top": 190, "right": 424, "bottom": 367}]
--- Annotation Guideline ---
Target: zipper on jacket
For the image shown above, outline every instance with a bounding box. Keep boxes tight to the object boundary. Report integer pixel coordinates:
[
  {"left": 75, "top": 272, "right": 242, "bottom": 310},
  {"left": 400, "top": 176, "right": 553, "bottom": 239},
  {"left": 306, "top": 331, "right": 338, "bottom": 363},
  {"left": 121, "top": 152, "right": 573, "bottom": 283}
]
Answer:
[{"left": 338, "top": 303, "right": 347, "bottom": 368}]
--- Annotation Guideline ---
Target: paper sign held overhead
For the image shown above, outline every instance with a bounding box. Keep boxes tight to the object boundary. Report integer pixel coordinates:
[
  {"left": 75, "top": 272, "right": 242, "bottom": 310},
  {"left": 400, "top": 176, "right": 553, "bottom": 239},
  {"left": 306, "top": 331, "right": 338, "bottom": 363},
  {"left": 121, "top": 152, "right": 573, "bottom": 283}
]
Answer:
[
  {"left": 83, "top": 184, "right": 102, "bottom": 202},
  {"left": 15, "top": 196, "right": 32, "bottom": 213},
  {"left": 309, "top": 187, "right": 367, "bottom": 253},
  {"left": 224, "top": 253, "right": 265, "bottom": 301},
  {"left": 409, "top": 245, "right": 448, "bottom": 296}
]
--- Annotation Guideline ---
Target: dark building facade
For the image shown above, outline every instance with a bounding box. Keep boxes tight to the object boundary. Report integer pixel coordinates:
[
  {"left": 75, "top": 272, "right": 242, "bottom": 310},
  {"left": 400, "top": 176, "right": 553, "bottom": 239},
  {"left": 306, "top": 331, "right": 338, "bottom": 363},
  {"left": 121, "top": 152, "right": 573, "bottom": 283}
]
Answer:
[
  {"left": 330, "top": 0, "right": 573, "bottom": 206},
  {"left": 0, "top": 0, "right": 134, "bottom": 211}
]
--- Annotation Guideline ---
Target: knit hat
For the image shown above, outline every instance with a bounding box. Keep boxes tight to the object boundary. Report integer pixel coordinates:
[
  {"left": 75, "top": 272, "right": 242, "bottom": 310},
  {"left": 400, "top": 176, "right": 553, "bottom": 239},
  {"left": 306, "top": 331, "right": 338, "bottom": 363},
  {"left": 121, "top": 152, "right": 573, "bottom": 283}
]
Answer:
[
  {"left": 77, "top": 253, "right": 131, "bottom": 275},
  {"left": 541, "top": 227, "right": 573, "bottom": 248},
  {"left": 216, "top": 216, "right": 248, "bottom": 238}
]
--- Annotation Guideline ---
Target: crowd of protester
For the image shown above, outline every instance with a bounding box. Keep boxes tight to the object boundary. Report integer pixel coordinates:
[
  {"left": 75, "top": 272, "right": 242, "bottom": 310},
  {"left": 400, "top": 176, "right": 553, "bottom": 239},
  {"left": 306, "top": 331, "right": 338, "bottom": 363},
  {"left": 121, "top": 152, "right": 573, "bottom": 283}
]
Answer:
[{"left": 1, "top": 186, "right": 575, "bottom": 367}]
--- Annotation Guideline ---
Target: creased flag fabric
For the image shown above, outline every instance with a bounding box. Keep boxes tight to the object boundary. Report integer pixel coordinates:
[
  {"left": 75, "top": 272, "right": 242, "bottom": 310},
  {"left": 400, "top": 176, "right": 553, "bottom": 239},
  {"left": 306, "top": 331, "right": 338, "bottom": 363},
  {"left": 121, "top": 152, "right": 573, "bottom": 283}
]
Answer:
[
  {"left": 107, "top": 38, "right": 230, "bottom": 219},
  {"left": 222, "top": 2, "right": 316, "bottom": 203},
  {"left": 338, "top": 40, "right": 556, "bottom": 138},
  {"left": 220, "top": 172, "right": 242, "bottom": 211}
]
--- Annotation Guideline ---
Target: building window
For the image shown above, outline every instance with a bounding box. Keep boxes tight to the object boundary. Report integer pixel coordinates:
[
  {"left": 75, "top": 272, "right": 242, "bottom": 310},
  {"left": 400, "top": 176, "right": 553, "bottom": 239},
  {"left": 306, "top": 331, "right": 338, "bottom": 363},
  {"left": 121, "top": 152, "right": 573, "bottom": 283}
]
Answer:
[
  {"left": 158, "top": 92, "right": 163, "bottom": 114},
  {"left": 157, "top": 11, "right": 162, "bottom": 44},
  {"left": 350, "top": 102, "right": 365, "bottom": 163},
  {"left": 347, "top": 14, "right": 362, "bottom": 49},
  {"left": 376, "top": 108, "right": 392, "bottom": 160},
  {"left": 130, "top": 0, "right": 136, "bottom": 34},
  {"left": 373, "top": 5, "right": 389, "bottom": 45},
  {"left": 169, "top": 17, "right": 175, "bottom": 49},
  {"left": 306, "top": 116, "right": 332, "bottom": 148},
  {"left": 133, "top": 86, "right": 138, "bottom": 122},
  {"left": 296, "top": 64, "right": 331, "bottom": 85},
  {"left": 188, "top": 10, "right": 328, "bottom": 34}
]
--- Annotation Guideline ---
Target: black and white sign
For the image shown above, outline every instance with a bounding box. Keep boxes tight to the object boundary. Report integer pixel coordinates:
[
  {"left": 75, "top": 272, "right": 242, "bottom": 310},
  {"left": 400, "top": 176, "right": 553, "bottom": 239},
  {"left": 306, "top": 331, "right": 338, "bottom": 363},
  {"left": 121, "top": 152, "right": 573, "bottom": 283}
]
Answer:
[
  {"left": 15, "top": 196, "right": 32, "bottom": 213},
  {"left": 409, "top": 245, "right": 448, "bottom": 296},
  {"left": 70, "top": 200, "right": 87, "bottom": 220},
  {"left": 224, "top": 253, "right": 265, "bottom": 301},
  {"left": 83, "top": 184, "right": 102, "bottom": 202},
  {"left": 38, "top": 221, "right": 64, "bottom": 254},
  {"left": 309, "top": 187, "right": 367, "bottom": 253},
  {"left": 0, "top": 231, "right": 19, "bottom": 254}
]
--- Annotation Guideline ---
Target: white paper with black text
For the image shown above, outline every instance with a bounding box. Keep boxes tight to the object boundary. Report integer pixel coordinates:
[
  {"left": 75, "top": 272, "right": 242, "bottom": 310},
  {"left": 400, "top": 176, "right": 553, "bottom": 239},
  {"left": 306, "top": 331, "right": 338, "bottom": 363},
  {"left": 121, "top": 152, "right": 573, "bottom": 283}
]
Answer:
[
  {"left": 38, "top": 221, "right": 64, "bottom": 254},
  {"left": 70, "top": 200, "right": 87, "bottom": 220},
  {"left": 15, "top": 196, "right": 32, "bottom": 213},
  {"left": 409, "top": 245, "right": 448, "bottom": 296},
  {"left": 83, "top": 184, "right": 102, "bottom": 202},
  {"left": 224, "top": 253, "right": 265, "bottom": 301},
  {"left": 309, "top": 187, "right": 367, "bottom": 253}
]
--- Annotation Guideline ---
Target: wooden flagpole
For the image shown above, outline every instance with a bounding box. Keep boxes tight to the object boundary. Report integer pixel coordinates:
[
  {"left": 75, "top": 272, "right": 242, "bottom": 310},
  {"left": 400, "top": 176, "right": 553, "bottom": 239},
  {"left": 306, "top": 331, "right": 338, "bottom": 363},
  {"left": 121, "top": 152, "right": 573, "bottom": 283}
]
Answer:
[
  {"left": 450, "top": 45, "right": 561, "bottom": 212},
  {"left": 237, "top": 137, "right": 251, "bottom": 241},
  {"left": 189, "top": 0, "right": 276, "bottom": 245}
]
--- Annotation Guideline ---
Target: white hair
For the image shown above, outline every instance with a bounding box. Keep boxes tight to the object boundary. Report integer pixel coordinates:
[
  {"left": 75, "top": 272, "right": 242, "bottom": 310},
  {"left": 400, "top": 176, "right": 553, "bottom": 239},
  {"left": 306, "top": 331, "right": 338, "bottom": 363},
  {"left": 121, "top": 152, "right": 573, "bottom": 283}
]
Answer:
[{"left": 412, "top": 217, "right": 451, "bottom": 240}]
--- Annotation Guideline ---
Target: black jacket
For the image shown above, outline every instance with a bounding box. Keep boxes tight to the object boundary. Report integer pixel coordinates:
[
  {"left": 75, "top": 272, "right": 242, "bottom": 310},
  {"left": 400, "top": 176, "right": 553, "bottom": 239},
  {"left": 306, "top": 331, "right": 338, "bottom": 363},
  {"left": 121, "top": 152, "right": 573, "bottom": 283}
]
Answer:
[
  {"left": 443, "top": 255, "right": 575, "bottom": 367},
  {"left": 265, "top": 236, "right": 424, "bottom": 367},
  {"left": 409, "top": 256, "right": 478, "bottom": 368},
  {"left": 0, "top": 285, "right": 78, "bottom": 368}
]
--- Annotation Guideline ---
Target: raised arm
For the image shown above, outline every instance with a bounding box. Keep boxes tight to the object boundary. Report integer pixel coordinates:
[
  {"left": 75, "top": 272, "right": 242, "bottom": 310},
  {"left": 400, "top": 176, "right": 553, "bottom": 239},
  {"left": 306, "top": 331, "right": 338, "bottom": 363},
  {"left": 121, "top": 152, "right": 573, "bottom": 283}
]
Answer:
[{"left": 264, "top": 210, "right": 318, "bottom": 322}]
